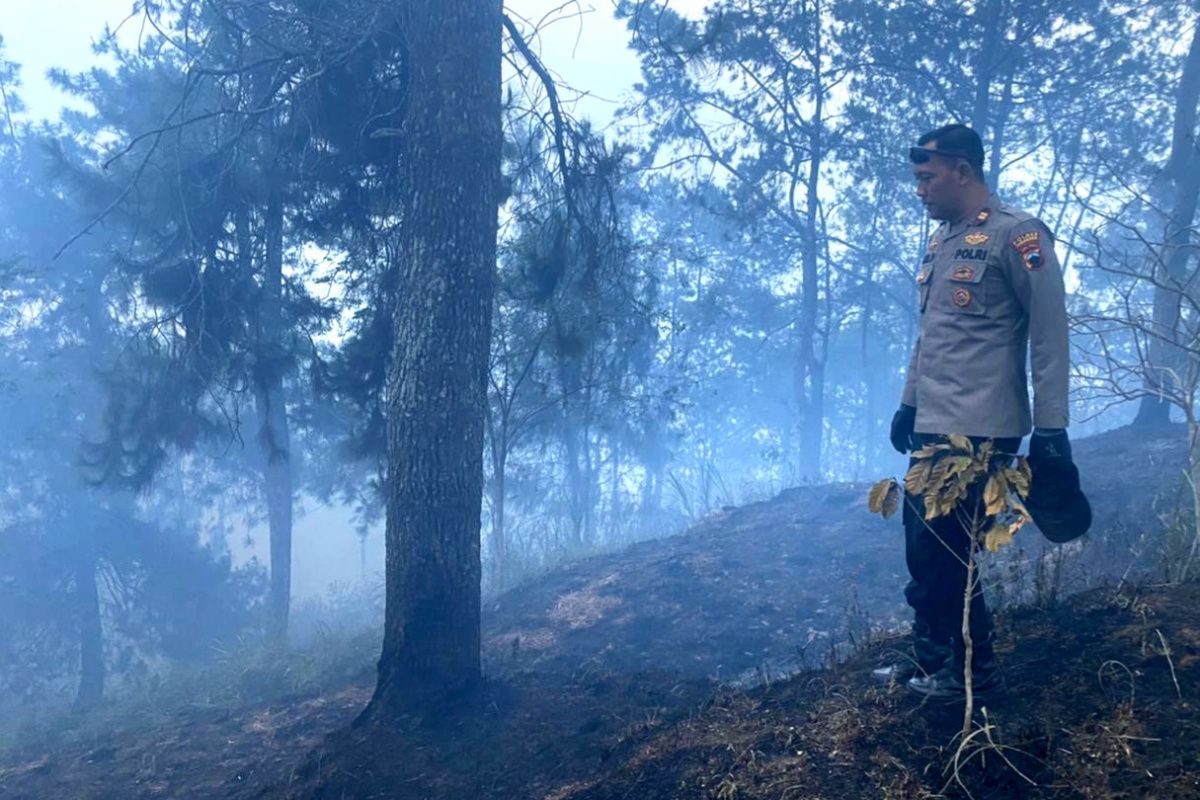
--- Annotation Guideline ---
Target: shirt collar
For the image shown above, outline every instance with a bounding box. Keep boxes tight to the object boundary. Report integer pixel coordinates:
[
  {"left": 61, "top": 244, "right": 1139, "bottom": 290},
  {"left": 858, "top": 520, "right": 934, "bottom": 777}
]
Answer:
[{"left": 948, "top": 193, "right": 1001, "bottom": 235}]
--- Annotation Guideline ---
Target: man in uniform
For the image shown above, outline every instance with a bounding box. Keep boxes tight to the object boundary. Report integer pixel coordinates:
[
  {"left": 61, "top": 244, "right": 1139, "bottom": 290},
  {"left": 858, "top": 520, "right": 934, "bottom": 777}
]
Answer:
[{"left": 877, "top": 124, "right": 1073, "bottom": 698}]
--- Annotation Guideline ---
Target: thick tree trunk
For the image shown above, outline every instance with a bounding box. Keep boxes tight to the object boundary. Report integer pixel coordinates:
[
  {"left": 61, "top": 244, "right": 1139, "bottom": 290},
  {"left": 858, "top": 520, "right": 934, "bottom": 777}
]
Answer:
[
  {"left": 367, "top": 0, "right": 501, "bottom": 717},
  {"left": 254, "top": 189, "right": 293, "bottom": 640},
  {"left": 74, "top": 556, "right": 104, "bottom": 710},
  {"left": 1135, "top": 22, "right": 1200, "bottom": 428}
]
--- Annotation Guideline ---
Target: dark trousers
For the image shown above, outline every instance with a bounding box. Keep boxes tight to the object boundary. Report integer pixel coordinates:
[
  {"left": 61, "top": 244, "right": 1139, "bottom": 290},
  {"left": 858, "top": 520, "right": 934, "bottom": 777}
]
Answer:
[{"left": 902, "top": 432, "right": 1022, "bottom": 671}]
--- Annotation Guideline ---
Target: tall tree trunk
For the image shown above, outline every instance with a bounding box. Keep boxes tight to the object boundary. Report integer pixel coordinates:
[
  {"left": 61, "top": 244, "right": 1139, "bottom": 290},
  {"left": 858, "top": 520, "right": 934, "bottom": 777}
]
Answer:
[
  {"left": 861, "top": 191, "right": 887, "bottom": 476},
  {"left": 74, "top": 555, "right": 104, "bottom": 710},
  {"left": 489, "top": 430, "right": 509, "bottom": 592},
  {"left": 987, "top": 65, "right": 1015, "bottom": 188},
  {"left": 366, "top": 0, "right": 501, "bottom": 717},
  {"left": 970, "top": 0, "right": 1005, "bottom": 140},
  {"left": 1141, "top": 151, "right": 1200, "bottom": 417},
  {"left": 608, "top": 437, "right": 622, "bottom": 542},
  {"left": 562, "top": 421, "right": 587, "bottom": 548},
  {"left": 556, "top": 349, "right": 590, "bottom": 549},
  {"left": 254, "top": 190, "right": 294, "bottom": 640},
  {"left": 1135, "top": 21, "right": 1200, "bottom": 428},
  {"left": 795, "top": 2, "right": 826, "bottom": 481},
  {"left": 75, "top": 296, "right": 111, "bottom": 711},
  {"left": 583, "top": 387, "right": 599, "bottom": 546}
]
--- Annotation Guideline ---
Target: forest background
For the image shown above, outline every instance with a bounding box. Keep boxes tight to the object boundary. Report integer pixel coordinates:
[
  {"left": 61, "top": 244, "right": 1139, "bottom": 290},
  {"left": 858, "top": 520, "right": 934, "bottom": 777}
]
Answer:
[{"left": 0, "top": 0, "right": 1197, "bottom": 717}]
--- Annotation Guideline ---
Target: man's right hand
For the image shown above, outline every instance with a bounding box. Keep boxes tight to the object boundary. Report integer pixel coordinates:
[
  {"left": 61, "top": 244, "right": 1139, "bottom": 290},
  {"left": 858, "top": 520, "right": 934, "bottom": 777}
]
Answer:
[{"left": 890, "top": 404, "right": 917, "bottom": 454}]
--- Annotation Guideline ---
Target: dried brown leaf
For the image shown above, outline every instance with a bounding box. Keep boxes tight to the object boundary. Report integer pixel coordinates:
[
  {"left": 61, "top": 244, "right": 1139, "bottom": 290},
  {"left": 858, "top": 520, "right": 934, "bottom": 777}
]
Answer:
[
  {"left": 948, "top": 433, "right": 973, "bottom": 453},
  {"left": 868, "top": 478, "right": 898, "bottom": 516},
  {"left": 905, "top": 459, "right": 933, "bottom": 496},
  {"left": 1010, "top": 457, "right": 1032, "bottom": 497},
  {"left": 984, "top": 522, "right": 1014, "bottom": 553},
  {"left": 1008, "top": 497, "right": 1032, "bottom": 533},
  {"left": 881, "top": 481, "right": 900, "bottom": 519},
  {"left": 984, "top": 474, "right": 1008, "bottom": 517}
]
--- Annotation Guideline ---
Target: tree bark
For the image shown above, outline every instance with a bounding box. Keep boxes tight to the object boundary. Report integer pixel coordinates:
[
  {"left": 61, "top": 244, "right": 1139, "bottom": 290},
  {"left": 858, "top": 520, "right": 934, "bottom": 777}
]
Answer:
[
  {"left": 74, "top": 555, "right": 104, "bottom": 710},
  {"left": 987, "top": 65, "right": 1015, "bottom": 188},
  {"left": 795, "top": 0, "right": 827, "bottom": 481},
  {"left": 608, "top": 438, "right": 622, "bottom": 542},
  {"left": 254, "top": 189, "right": 294, "bottom": 640},
  {"left": 1135, "top": 20, "right": 1200, "bottom": 428},
  {"left": 489, "top": 430, "right": 509, "bottom": 592},
  {"left": 367, "top": 0, "right": 501, "bottom": 717},
  {"left": 970, "top": 0, "right": 1005, "bottom": 139}
]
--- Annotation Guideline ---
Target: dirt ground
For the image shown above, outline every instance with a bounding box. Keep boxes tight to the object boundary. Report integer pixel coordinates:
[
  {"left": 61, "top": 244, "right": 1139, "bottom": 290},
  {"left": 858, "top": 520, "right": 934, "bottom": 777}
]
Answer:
[{"left": 0, "top": 424, "right": 1195, "bottom": 799}]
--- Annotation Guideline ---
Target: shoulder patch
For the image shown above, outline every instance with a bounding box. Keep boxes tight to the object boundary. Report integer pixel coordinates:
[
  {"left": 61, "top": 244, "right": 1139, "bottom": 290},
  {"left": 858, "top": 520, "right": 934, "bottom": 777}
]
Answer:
[{"left": 1012, "top": 230, "right": 1043, "bottom": 271}]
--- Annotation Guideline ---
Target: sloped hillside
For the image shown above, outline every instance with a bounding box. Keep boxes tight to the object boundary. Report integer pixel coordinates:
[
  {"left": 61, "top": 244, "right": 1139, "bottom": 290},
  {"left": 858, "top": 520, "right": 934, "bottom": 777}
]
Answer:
[
  {"left": 481, "top": 423, "right": 1188, "bottom": 681},
  {"left": 0, "top": 424, "right": 1192, "bottom": 800},
  {"left": 556, "top": 580, "right": 1200, "bottom": 800}
]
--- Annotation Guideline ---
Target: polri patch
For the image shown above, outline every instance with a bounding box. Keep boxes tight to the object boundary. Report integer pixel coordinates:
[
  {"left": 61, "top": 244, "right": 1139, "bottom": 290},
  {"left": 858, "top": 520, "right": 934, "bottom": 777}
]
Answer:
[
  {"left": 964, "top": 233, "right": 990, "bottom": 246},
  {"left": 953, "top": 247, "right": 989, "bottom": 261},
  {"left": 1012, "top": 230, "right": 1043, "bottom": 271}
]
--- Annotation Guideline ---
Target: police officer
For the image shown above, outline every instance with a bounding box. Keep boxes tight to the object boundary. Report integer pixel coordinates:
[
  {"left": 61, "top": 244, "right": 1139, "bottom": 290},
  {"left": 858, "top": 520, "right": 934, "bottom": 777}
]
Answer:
[{"left": 876, "top": 124, "right": 1073, "bottom": 698}]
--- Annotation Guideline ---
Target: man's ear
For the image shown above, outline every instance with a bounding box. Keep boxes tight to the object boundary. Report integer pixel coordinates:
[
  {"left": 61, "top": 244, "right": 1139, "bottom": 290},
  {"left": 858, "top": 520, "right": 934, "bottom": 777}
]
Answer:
[{"left": 955, "top": 161, "right": 973, "bottom": 185}]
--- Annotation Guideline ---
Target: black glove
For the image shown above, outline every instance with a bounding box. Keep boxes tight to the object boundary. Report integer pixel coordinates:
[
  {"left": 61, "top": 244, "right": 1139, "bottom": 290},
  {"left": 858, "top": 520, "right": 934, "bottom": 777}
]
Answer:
[
  {"left": 1029, "top": 428, "right": 1071, "bottom": 462},
  {"left": 1027, "top": 428, "right": 1075, "bottom": 513},
  {"left": 890, "top": 404, "right": 917, "bottom": 454},
  {"left": 1026, "top": 457, "right": 1081, "bottom": 508}
]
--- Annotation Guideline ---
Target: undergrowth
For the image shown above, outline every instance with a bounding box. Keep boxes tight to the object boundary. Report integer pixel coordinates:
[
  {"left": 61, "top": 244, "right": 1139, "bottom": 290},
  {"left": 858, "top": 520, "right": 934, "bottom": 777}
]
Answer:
[{"left": 0, "top": 580, "right": 382, "bottom": 762}]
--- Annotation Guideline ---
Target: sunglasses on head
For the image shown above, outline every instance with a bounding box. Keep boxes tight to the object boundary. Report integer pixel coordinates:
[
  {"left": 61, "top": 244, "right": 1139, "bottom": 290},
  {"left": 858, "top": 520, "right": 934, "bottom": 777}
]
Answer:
[{"left": 909, "top": 145, "right": 970, "bottom": 164}]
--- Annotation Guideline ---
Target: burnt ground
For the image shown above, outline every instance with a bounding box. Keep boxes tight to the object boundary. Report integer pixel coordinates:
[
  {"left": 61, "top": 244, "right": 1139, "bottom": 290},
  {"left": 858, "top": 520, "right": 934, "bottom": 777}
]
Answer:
[{"left": 0, "top": 423, "right": 1196, "bottom": 799}]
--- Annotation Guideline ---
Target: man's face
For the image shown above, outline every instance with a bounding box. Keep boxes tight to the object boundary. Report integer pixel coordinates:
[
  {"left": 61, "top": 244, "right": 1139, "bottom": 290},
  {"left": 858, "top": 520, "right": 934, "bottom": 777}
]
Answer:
[{"left": 912, "top": 146, "right": 967, "bottom": 221}]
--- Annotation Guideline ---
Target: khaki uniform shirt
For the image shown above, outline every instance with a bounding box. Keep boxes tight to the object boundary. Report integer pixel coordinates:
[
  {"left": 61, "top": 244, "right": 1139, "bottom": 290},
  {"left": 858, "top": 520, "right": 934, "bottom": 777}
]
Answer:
[{"left": 900, "top": 195, "right": 1069, "bottom": 438}]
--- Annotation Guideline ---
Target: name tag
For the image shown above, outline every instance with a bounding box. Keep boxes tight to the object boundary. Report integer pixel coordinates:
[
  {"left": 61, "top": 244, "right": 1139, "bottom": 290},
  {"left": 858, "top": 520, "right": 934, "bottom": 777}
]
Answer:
[{"left": 952, "top": 247, "right": 988, "bottom": 261}]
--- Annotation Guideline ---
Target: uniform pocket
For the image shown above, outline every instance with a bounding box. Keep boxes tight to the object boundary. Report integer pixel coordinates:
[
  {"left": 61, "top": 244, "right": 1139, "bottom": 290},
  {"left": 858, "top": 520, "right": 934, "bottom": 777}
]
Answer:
[{"left": 944, "top": 262, "right": 986, "bottom": 315}]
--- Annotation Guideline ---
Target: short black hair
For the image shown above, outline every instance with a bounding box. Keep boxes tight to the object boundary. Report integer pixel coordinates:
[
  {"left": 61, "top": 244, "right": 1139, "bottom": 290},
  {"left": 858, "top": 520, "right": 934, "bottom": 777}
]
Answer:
[{"left": 915, "top": 124, "right": 986, "bottom": 182}]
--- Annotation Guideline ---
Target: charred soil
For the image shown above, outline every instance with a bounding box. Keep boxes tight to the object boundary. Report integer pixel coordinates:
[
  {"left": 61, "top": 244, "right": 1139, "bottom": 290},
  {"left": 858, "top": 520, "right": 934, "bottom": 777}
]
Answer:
[{"left": 0, "top": 424, "right": 1195, "bottom": 799}]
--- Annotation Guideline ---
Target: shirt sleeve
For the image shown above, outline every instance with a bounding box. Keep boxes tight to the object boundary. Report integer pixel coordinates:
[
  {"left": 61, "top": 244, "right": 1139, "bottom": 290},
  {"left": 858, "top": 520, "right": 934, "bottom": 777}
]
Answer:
[
  {"left": 901, "top": 333, "right": 920, "bottom": 407},
  {"left": 1004, "top": 218, "right": 1070, "bottom": 428}
]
